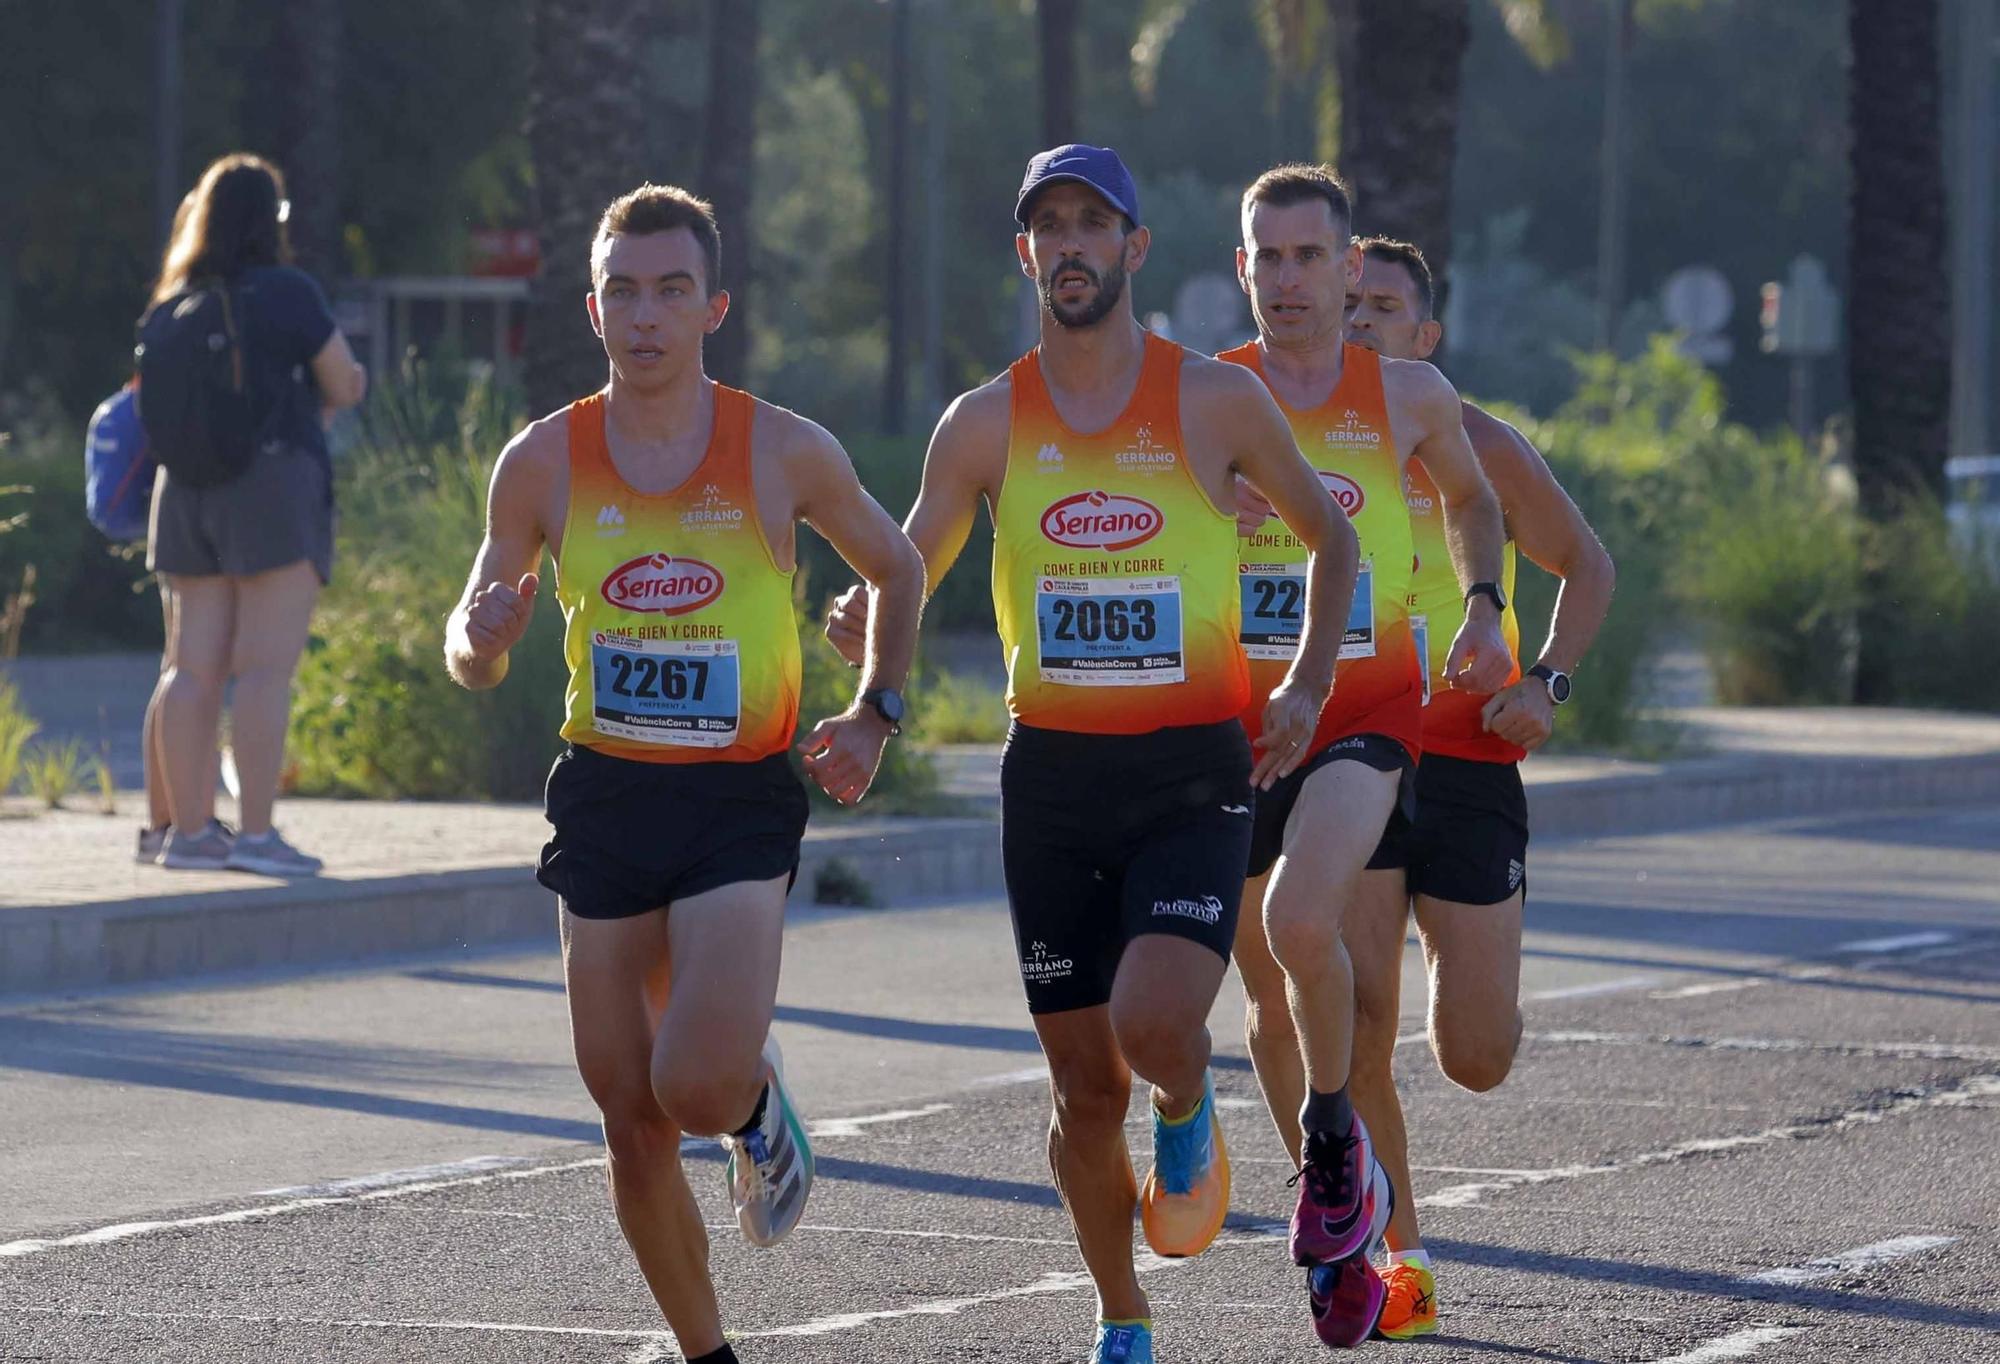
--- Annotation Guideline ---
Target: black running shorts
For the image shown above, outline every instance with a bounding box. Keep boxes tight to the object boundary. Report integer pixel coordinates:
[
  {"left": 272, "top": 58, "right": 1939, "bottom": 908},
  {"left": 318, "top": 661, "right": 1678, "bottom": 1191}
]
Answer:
[
  {"left": 1248, "top": 731, "right": 1416, "bottom": 879},
  {"left": 1368, "top": 753, "right": 1528, "bottom": 906},
  {"left": 537, "top": 744, "right": 809, "bottom": 919},
  {"left": 1001, "top": 719, "right": 1254, "bottom": 1015}
]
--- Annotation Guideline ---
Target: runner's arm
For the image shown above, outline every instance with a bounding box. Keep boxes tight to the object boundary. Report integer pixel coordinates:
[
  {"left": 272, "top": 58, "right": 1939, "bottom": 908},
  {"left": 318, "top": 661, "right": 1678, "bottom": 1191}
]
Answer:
[
  {"left": 824, "top": 388, "right": 1002, "bottom": 665},
  {"left": 1472, "top": 409, "right": 1614, "bottom": 677},
  {"left": 1403, "top": 365, "right": 1511, "bottom": 690},
  {"left": 444, "top": 426, "right": 552, "bottom": 691},
  {"left": 789, "top": 417, "right": 924, "bottom": 696}
]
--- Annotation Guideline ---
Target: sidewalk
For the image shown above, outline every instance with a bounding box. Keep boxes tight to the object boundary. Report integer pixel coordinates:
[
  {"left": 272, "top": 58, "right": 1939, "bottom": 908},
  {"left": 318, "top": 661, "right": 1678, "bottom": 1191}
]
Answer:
[{"left": 5, "top": 706, "right": 1998, "bottom": 997}]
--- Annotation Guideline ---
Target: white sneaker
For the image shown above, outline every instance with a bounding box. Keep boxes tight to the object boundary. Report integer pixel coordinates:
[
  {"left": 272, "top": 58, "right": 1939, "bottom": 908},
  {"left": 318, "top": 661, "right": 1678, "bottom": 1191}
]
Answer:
[
  {"left": 136, "top": 825, "right": 170, "bottom": 865},
  {"left": 226, "top": 829, "right": 323, "bottom": 876},
  {"left": 161, "top": 821, "right": 234, "bottom": 871},
  {"left": 719, "top": 1037, "right": 814, "bottom": 1248}
]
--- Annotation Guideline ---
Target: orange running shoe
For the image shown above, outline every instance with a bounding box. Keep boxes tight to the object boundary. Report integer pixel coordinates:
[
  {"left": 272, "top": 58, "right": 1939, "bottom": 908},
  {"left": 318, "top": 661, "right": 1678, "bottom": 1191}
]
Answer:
[
  {"left": 1140, "top": 1070, "right": 1230, "bottom": 1258},
  {"left": 1374, "top": 1260, "right": 1438, "bottom": 1340}
]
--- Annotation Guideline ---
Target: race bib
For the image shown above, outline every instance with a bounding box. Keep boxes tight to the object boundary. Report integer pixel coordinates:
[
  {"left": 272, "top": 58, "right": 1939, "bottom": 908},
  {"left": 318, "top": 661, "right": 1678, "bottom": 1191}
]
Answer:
[
  {"left": 1411, "top": 613, "right": 1431, "bottom": 706},
  {"left": 1237, "top": 559, "right": 1375, "bottom": 662},
  {"left": 1036, "top": 575, "right": 1184, "bottom": 685},
  {"left": 590, "top": 634, "right": 741, "bottom": 747}
]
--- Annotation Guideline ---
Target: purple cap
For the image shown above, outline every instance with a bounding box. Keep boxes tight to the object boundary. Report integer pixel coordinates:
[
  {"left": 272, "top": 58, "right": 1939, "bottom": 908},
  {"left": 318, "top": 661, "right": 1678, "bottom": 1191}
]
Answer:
[{"left": 1014, "top": 144, "right": 1141, "bottom": 228}]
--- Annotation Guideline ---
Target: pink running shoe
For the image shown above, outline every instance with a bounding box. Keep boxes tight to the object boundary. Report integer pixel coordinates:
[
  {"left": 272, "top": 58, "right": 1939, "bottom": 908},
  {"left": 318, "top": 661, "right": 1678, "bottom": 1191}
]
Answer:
[
  {"left": 1309, "top": 1254, "right": 1387, "bottom": 1349},
  {"left": 1289, "top": 1114, "right": 1380, "bottom": 1266}
]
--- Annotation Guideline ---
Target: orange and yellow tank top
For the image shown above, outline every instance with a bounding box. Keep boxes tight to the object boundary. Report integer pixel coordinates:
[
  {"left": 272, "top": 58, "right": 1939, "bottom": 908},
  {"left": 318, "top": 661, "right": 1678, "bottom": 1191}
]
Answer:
[
  {"left": 554, "top": 386, "right": 800, "bottom": 763},
  {"left": 1406, "top": 453, "right": 1523, "bottom": 763},
  {"left": 991, "top": 333, "right": 1249, "bottom": 735},
  {"left": 1219, "top": 341, "right": 1421, "bottom": 759}
]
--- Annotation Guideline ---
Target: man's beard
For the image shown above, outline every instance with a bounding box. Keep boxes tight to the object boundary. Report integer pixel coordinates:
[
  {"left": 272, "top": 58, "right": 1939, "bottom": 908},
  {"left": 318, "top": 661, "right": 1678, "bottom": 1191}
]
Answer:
[{"left": 1040, "top": 255, "right": 1128, "bottom": 330}]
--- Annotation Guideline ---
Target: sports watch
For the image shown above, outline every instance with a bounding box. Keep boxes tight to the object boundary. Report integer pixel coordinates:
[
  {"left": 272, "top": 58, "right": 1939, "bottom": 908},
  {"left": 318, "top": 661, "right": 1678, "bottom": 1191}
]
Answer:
[
  {"left": 1527, "top": 664, "right": 1571, "bottom": 705},
  {"left": 860, "top": 687, "right": 906, "bottom": 735},
  {"left": 1465, "top": 580, "right": 1508, "bottom": 612}
]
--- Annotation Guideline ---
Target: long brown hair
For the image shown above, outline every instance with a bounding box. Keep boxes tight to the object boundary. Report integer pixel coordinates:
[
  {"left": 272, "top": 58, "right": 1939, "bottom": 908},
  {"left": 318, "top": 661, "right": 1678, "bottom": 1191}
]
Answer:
[{"left": 150, "top": 153, "right": 292, "bottom": 304}]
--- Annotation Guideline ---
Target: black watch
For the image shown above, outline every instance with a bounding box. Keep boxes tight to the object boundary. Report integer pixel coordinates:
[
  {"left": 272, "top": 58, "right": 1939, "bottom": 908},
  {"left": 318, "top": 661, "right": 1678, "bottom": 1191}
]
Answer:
[
  {"left": 859, "top": 687, "right": 905, "bottom": 735},
  {"left": 1465, "top": 580, "right": 1508, "bottom": 612},
  {"left": 1527, "top": 664, "right": 1571, "bottom": 705}
]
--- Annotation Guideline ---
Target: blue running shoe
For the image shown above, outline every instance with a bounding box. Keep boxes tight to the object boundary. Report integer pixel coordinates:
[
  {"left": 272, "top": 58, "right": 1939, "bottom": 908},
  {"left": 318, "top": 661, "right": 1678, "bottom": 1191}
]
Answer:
[
  {"left": 1141, "top": 1069, "right": 1231, "bottom": 1257},
  {"left": 1092, "top": 1320, "right": 1154, "bottom": 1364}
]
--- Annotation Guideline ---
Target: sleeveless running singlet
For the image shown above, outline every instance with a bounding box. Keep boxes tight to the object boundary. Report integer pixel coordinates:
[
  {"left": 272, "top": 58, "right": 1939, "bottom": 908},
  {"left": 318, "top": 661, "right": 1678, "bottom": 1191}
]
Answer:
[
  {"left": 554, "top": 387, "right": 800, "bottom": 763},
  {"left": 1405, "top": 455, "right": 1523, "bottom": 763},
  {"left": 991, "top": 333, "right": 1249, "bottom": 735},
  {"left": 1219, "top": 341, "right": 1422, "bottom": 758}
]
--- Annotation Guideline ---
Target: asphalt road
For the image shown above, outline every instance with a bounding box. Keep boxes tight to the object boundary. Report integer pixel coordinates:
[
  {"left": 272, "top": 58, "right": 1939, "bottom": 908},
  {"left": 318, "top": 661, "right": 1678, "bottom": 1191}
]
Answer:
[{"left": 3, "top": 804, "right": 1998, "bottom": 1363}]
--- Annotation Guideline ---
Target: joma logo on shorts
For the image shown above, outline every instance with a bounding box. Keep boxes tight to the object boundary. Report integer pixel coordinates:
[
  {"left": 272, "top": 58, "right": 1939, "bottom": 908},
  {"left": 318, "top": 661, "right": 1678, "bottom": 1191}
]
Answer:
[
  {"left": 600, "top": 553, "right": 725, "bottom": 616},
  {"left": 1318, "top": 470, "right": 1366, "bottom": 515},
  {"left": 1040, "top": 491, "right": 1163, "bottom": 552},
  {"left": 1151, "top": 895, "right": 1224, "bottom": 925}
]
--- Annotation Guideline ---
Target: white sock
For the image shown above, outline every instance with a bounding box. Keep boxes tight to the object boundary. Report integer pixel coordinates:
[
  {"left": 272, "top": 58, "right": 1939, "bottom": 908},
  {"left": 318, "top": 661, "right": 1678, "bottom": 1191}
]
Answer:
[{"left": 1392, "top": 1247, "right": 1433, "bottom": 1272}]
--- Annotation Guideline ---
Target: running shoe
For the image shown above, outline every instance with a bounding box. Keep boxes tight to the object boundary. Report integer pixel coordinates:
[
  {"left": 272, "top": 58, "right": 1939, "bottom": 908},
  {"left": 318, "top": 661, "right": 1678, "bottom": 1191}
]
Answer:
[
  {"left": 720, "top": 1035, "right": 814, "bottom": 1248},
  {"left": 1289, "top": 1113, "right": 1379, "bottom": 1265},
  {"left": 1091, "top": 1320, "right": 1154, "bottom": 1364},
  {"left": 1309, "top": 1254, "right": 1387, "bottom": 1349},
  {"left": 226, "top": 828, "right": 323, "bottom": 876},
  {"left": 1140, "top": 1069, "right": 1230, "bottom": 1258},
  {"left": 136, "top": 824, "right": 170, "bottom": 865},
  {"left": 161, "top": 820, "right": 234, "bottom": 871},
  {"left": 1374, "top": 1260, "right": 1438, "bottom": 1340}
]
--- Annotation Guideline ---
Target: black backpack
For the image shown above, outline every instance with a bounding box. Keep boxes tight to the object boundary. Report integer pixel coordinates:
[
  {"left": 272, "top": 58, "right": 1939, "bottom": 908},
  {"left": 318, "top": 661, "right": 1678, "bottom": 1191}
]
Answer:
[{"left": 134, "top": 280, "right": 269, "bottom": 489}]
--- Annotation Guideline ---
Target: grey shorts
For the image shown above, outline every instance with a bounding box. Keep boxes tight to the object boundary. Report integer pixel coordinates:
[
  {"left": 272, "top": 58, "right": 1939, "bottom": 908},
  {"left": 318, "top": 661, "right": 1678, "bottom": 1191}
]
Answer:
[{"left": 147, "top": 442, "right": 334, "bottom": 584}]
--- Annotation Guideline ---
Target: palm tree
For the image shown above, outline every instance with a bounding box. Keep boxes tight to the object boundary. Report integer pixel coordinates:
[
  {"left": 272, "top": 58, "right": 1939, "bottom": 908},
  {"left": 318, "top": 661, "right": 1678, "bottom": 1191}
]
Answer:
[
  {"left": 272, "top": 0, "right": 344, "bottom": 280},
  {"left": 1326, "top": 0, "right": 1473, "bottom": 283},
  {"left": 1040, "top": 0, "right": 1082, "bottom": 147},
  {"left": 523, "top": 0, "right": 644, "bottom": 417},
  {"left": 1848, "top": 0, "right": 1951, "bottom": 704},
  {"left": 1846, "top": 0, "right": 1951, "bottom": 513},
  {"left": 700, "top": 0, "right": 760, "bottom": 388}
]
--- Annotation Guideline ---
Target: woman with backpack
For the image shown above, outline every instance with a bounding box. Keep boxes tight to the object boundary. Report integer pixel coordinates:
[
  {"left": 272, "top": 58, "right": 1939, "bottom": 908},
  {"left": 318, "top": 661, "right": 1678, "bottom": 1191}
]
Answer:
[{"left": 140, "top": 153, "right": 366, "bottom": 874}]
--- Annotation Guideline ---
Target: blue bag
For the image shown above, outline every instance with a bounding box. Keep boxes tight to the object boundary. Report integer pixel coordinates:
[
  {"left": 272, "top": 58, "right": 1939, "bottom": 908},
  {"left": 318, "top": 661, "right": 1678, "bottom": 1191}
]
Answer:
[{"left": 85, "top": 382, "right": 156, "bottom": 542}]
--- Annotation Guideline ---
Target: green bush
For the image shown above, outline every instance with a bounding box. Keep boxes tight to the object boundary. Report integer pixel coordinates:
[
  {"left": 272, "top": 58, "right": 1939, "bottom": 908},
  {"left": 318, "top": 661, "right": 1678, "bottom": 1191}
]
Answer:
[
  {"left": 23, "top": 737, "right": 84, "bottom": 809},
  {"left": 1854, "top": 498, "right": 2000, "bottom": 711},
  {"left": 0, "top": 679, "right": 39, "bottom": 795},
  {"left": 909, "top": 667, "right": 1008, "bottom": 744},
  {"left": 0, "top": 405, "right": 160, "bottom": 654}
]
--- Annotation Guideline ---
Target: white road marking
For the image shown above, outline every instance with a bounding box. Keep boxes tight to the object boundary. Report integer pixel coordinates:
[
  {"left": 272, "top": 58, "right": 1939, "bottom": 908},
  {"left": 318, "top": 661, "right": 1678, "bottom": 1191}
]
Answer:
[
  {"left": 0, "top": 1304, "right": 671, "bottom": 1345},
  {"left": 0, "top": 1157, "right": 608, "bottom": 1260},
  {"left": 1418, "top": 1073, "right": 2000, "bottom": 1209},
  {"left": 250, "top": 1154, "right": 543, "bottom": 1198},
  {"left": 1526, "top": 974, "right": 1661, "bottom": 1001},
  {"left": 703, "top": 1220, "right": 1075, "bottom": 1248},
  {"left": 1832, "top": 930, "right": 1958, "bottom": 954},
  {"left": 1646, "top": 1326, "right": 1804, "bottom": 1363},
  {"left": 1745, "top": 1234, "right": 1959, "bottom": 1285},
  {"left": 808, "top": 1102, "right": 953, "bottom": 1138},
  {"left": 969, "top": 1064, "right": 1050, "bottom": 1087},
  {"left": 1531, "top": 1028, "right": 2000, "bottom": 1065}
]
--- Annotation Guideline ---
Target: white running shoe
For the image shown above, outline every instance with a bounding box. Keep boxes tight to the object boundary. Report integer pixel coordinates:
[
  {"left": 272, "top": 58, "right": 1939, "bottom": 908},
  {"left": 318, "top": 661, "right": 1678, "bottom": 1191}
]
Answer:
[{"left": 719, "top": 1036, "right": 814, "bottom": 1248}]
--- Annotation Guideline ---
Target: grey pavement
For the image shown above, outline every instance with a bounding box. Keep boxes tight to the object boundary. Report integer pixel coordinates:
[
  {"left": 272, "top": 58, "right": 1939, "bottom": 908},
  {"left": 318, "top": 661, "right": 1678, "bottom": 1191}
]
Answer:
[{"left": 1, "top": 805, "right": 1997, "bottom": 1361}]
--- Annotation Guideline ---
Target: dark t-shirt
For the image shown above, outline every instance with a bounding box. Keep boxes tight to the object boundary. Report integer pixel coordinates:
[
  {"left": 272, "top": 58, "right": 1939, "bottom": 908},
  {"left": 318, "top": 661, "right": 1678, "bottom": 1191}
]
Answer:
[{"left": 230, "top": 265, "right": 338, "bottom": 467}]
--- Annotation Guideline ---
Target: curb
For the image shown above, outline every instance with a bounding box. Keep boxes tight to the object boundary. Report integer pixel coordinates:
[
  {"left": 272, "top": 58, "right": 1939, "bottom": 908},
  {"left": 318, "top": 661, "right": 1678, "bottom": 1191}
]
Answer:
[{"left": 5, "top": 751, "right": 1996, "bottom": 998}]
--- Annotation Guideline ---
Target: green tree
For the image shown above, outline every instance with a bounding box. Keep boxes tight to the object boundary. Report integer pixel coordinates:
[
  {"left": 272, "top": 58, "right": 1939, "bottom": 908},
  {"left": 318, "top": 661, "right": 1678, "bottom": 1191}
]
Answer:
[
  {"left": 523, "top": 0, "right": 643, "bottom": 417},
  {"left": 701, "top": 0, "right": 761, "bottom": 388}
]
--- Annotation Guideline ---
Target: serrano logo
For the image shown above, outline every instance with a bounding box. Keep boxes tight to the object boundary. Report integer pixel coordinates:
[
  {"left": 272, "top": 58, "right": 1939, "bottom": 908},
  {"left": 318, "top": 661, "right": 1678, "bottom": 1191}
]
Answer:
[
  {"left": 1039, "top": 491, "right": 1163, "bottom": 552},
  {"left": 600, "top": 553, "right": 724, "bottom": 616},
  {"left": 1319, "top": 470, "right": 1366, "bottom": 515}
]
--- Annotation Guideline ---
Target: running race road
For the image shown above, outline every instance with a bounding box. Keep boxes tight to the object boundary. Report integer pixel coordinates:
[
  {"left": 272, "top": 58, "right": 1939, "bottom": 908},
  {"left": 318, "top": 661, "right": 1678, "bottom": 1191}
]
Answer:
[{"left": 3, "top": 804, "right": 1997, "bottom": 1363}]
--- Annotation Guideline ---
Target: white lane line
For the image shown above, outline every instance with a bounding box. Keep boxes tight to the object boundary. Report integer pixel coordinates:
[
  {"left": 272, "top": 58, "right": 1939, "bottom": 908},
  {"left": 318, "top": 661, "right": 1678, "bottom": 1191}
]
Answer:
[
  {"left": 0, "top": 1304, "right": 671, "bottom": 1345},
  {"left": 0, "top": 1157, "right": 608, "bottom": 1260},
  {"left": 1646, "top": 1326, "right": 1804, "bottom": 1363},
  {"left": 969, "top": 1064, "right": 1050, "bottom": 1087},
  {"left": 809, "top": 1102, "right": 953, "bottom": 1138},
  {"left": 1527, "top": 974, "right": 1660, "bottom": 1001},
  {"left": 1418, "top": 1073, "right": 2000, "bottom": 1209},
  {"left": 1530, "top": 1028, "right": 2000, "bottom": 1065},
  {"left": 1745, "top": 1234, "right": 1959, "bottom": 1285},
  {"left": 745, "top": 1270, "right": 1091, "bottom": 1340},
  {"left": 251, "top": 1154, "right": 545, "bottom": 1198},
  {"left": 702, "top": 1220, "right": 1075, "bottom": 1249},
  {"left": 1833, "top": 930, "right": 1958, "bottom": 954}
]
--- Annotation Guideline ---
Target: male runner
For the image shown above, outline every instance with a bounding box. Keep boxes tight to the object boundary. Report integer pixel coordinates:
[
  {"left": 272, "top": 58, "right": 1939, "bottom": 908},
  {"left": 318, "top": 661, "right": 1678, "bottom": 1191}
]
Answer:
[
  {"left": 1221, "top": 166, "right": 1511, "bottom": 1348},
  {"left": 444, "top": 184, "right": 923, "bottom": 1364},
  {"left": 827, "top": 145, "right": 1354, "bottom": 1364},
  {"left": 1339, "top": 236, "right": 1614, "bottom": 1339}
]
